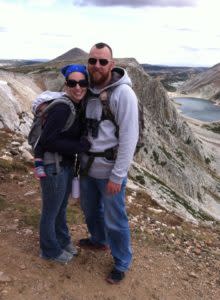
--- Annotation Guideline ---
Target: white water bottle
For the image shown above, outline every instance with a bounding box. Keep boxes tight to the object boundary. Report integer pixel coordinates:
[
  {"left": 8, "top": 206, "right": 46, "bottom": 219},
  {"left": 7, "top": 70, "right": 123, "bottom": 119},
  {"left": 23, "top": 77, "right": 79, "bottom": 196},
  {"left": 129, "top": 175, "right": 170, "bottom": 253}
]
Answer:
[{"left": 71, "top": 176, "right": 80, "bottom": 200}]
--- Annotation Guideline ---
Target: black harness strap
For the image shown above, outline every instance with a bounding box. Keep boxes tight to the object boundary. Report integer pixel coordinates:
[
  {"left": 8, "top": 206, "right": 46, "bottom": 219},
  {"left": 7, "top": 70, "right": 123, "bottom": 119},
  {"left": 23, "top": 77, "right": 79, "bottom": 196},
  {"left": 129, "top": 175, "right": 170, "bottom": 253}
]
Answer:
[
  {"left": 101, "top": 100, "right": 119, "bottom": 138},
  {"left": 80, "top": 147, "right": 118, "bottom": 176},
  {"left": 82, "top": 89, "right": 119, "bottom": 175}
]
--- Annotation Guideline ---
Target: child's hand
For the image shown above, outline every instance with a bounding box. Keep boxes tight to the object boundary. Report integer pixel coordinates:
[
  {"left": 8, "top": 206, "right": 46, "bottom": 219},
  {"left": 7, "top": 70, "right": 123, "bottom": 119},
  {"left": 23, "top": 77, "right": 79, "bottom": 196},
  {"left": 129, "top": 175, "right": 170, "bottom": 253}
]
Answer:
[
  {"left": 34, "top": 166, "right": 46, "bottom": 179},
  {"left": 34, "top": 159, "right": 46, "bottom": 179}
]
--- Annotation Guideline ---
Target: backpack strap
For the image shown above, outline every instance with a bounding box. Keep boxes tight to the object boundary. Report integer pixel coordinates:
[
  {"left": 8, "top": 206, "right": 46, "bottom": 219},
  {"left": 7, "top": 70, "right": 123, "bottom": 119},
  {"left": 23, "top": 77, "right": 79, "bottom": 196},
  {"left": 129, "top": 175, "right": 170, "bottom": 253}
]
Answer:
[
  {"left": 80, "top": 146, "right": 118, "bottom": 176},
  {"left": 100, "top": 93, "right": 119, "bottom": 138},
  {"left": 28, "top": 115, "right": 42, "bottom": 149},
  {"left": 86, "top": 88, "right": 119, "bottom": 138}
]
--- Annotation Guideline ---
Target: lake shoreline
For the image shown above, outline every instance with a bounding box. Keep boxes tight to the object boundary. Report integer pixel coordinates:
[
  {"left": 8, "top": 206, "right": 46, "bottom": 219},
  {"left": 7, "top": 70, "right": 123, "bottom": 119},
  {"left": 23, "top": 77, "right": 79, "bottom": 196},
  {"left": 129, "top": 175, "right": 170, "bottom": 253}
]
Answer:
[
  {"left": 168, "top": 92, "right": 220, "bottom": 106},
  {"left": 171, "top": 96, "right": 220, "bottom": 123},
  {"left": 171, "top": 97, "right": 220, "bottom": 170}
]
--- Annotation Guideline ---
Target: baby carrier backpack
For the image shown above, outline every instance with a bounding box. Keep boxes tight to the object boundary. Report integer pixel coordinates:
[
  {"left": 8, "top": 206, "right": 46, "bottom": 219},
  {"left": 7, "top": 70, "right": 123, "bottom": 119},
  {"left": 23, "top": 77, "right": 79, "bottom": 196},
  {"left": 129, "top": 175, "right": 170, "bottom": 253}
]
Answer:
[{"left": 28, "top": 92, "right": 76, "bottom": 173}]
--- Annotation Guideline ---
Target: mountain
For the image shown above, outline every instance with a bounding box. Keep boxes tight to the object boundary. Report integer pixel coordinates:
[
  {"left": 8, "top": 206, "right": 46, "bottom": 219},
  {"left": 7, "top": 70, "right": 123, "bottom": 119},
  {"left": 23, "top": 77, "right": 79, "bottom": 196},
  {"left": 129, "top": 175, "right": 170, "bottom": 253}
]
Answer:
[
  {"left": 141, "top": 64, "right": 208, "bottom": 92},
  {"left": 178, "top": 63, "right": 220, "bottom": 102},
  {"left": 141, "top": 64, "right": 207, "bottom": 73},
  {"left": 2, "top": 48, "right": 90, "bottom": 73},
  {"left": 0, "top": 59, "right": 49, "bottom": 68},
  {"left": 51, "top": 47, "right": 88, "bottom": 62},
  {"left": 0, "top": 53, "right": 220, "bottom": 224}
]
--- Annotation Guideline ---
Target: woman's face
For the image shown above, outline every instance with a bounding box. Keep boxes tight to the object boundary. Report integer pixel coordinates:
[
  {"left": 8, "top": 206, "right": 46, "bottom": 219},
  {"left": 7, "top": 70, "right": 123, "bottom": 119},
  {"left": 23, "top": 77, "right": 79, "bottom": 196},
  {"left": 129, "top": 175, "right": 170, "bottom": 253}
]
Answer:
[{"left": 65, "top": 72, "right": 88, "bottom": 103}]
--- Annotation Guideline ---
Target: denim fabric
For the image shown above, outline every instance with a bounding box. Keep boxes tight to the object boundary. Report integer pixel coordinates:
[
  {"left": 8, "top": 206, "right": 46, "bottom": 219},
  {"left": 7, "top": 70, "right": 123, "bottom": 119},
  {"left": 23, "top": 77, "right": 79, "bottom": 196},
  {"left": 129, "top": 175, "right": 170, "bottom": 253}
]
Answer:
[
  {"left": 40, "top": 163, "right": 73, "bottom": 258},
  {"left": 80, "top": 176, "right": 132, "bottom": 272}
]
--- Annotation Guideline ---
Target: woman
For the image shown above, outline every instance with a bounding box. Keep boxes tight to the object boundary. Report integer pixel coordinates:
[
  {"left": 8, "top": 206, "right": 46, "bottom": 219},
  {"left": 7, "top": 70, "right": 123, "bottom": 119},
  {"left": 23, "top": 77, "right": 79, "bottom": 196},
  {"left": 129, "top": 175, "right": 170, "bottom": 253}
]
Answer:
[{"left": 38, "top": 64, "right": 90, "bottom": 263}]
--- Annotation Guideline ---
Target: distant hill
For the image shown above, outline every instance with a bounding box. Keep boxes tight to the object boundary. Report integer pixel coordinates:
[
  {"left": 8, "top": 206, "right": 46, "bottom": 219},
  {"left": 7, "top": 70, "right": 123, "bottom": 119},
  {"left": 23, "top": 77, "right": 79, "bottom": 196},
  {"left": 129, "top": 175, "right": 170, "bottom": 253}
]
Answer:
[
  {"left": 142, "top": 64, "right": 208, "bottom": 92},
  {"left": 0, "top": 48, "right": 89, "bottom": 72},
  {"left": 179, "top": 62, "right": 220, "bottom": 101},
  {"left": 51, "top": 47, "right": 88, "bottom": 62},
  {"left": 0, "top": 59, "right": 48, "bottom": 67},
  {"left": 141, "top": 64, "right": 207, "bottom": 73}
]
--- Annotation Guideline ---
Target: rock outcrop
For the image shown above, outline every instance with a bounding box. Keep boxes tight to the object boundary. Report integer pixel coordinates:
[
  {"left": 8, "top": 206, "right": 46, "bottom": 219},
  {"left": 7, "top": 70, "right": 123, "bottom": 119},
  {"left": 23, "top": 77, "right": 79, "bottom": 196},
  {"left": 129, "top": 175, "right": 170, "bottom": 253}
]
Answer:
[
  {"left": 0, "top": 56, "right": 220, "bottom": 224},
  {"left": 0, "top": 70, "right": 42, "bottom": 135},
  {"left": 178, "top": 63, "right": 220, "bottom": 103}
]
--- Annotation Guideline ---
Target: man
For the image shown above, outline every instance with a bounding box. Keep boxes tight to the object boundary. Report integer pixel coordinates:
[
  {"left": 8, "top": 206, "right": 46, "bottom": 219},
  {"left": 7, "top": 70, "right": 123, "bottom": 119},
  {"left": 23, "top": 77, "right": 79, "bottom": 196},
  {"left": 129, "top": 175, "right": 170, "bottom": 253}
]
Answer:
[{"left": 79, "top": 42, "right": 139, "bottom": 284}]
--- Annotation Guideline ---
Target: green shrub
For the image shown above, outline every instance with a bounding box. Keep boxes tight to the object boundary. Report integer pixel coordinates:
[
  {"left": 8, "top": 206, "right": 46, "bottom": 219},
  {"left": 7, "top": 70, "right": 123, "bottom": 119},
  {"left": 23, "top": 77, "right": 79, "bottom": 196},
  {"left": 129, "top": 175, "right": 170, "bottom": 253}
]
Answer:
[
  {"left": 135, "top": 175, "right": 145, "bottom": 185},
  {"left": 205, "top": 157, "right": 211, "bottom": 164},
  {"left": 152, "top": 150, "right": 159, "bottom": 164}
]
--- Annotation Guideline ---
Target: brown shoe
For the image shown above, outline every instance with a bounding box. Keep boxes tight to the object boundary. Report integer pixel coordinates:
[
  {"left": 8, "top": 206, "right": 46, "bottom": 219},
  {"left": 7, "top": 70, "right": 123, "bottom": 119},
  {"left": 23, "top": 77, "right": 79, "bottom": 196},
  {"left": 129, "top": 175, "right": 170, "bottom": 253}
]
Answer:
[{"left": 78, "top": 238, "right": 108, "bottom": 251}]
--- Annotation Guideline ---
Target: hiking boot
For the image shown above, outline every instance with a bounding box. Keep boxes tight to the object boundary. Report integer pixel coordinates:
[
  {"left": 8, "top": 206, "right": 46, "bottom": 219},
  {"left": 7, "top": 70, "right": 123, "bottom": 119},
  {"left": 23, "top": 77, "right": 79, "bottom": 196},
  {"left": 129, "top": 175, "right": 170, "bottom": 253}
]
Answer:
[
  {"left": 106, "top": 268, "right": 125, "bottom": 284},
  {"left": 78, "top": 238, "right": 108, "bottom": 251},
  {"left": 40, "top": 250, "right": 73, "bottom": 264},
  {"left": 64, "top": 242, "right": 78, "bottom": 256}
]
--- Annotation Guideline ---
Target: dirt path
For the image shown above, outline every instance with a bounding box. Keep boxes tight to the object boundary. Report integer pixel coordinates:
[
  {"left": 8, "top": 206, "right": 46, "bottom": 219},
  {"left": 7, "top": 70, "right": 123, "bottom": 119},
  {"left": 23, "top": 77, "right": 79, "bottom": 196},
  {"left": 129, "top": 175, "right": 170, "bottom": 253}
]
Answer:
[{"left": 1, "top": 167, "right": 220, "bottom": 300}]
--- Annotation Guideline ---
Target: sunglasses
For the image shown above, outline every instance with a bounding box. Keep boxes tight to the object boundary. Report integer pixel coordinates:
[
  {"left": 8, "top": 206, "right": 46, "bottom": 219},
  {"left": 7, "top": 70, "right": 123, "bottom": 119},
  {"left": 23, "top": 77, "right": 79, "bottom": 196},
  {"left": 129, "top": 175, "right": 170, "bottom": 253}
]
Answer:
[
  {"left": 88, "top": 58, "right": 110, "bottom": 66},
  {"left": 66, "top": 79, "right": 88, "bottom": 88}
]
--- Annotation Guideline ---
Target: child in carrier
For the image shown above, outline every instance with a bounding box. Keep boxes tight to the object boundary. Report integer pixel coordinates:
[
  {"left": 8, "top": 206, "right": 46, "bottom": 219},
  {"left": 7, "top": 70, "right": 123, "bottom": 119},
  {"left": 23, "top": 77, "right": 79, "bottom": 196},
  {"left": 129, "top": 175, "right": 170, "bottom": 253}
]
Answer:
[{"left": 31, "top": 91, "right": 65, "bottom": 178}]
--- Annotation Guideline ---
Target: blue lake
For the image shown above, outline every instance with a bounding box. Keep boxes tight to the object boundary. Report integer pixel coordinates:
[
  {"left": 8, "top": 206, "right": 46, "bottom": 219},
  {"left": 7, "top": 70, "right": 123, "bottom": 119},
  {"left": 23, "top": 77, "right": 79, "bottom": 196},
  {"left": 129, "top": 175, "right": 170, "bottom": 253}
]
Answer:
[{"left": 174, "top": 97, "right": 220, "bottom": 122}]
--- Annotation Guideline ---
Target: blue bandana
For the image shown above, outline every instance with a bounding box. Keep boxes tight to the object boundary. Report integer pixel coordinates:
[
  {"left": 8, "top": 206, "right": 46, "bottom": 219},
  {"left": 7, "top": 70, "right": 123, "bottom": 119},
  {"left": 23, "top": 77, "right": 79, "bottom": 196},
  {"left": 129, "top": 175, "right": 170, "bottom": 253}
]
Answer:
[{"left": 61, "top": 64, "right": 88, "bottom": 79}]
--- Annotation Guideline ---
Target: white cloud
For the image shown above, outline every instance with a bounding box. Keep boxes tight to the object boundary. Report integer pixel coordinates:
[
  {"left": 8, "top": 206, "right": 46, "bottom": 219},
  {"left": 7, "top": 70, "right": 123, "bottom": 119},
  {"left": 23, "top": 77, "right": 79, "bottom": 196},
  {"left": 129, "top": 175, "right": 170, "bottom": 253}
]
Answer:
[
  {"left": 0, "top": 0, "right": 219, "bottom": 66},
  {"left": 25, "top": 0, "right": 57, "bottom": 7},
  {"left": 72, "top": 0, "right": 197, "bottom": 7}
]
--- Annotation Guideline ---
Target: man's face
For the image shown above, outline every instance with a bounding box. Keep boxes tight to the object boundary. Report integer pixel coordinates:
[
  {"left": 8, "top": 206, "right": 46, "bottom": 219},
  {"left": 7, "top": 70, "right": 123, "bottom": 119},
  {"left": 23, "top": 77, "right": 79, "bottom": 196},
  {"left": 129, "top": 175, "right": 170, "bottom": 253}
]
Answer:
[{"left": 88, "top": 46, "right": 115, "bottom": 88}]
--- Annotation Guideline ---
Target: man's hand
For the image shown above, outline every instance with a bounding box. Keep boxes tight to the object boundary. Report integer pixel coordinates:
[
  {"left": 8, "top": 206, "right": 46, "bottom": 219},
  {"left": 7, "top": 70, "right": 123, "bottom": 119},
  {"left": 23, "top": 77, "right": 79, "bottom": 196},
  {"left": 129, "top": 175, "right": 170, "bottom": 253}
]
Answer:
[{"left": 106, "top": 180, "right": 121, "bottom": 195}]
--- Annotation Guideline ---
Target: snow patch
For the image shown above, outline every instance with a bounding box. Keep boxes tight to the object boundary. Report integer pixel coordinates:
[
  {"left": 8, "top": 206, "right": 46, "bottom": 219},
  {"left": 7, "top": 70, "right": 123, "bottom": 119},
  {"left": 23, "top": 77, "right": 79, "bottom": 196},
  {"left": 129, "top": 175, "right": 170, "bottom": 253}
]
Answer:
[{"left": 0, "top": 80, "right": 7, "bottom": 85}]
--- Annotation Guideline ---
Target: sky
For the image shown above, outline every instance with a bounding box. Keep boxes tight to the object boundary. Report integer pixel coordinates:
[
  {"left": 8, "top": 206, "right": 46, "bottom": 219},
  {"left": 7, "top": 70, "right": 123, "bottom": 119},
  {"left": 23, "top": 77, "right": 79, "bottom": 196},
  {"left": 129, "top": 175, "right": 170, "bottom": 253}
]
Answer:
[{"left": 0, "top": 0, "right": 219, "bottom": 67}]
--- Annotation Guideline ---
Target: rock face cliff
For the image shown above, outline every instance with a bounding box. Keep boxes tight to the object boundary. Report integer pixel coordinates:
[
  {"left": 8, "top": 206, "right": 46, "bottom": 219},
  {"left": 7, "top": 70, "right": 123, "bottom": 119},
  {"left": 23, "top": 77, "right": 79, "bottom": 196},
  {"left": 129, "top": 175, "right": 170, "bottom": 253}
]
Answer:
[
  {"left": 0, "top": 57, "right": 219, "bottom": 224},
  {"left": 179, "top": 63, "right": 220, "bottom": 103},
  {"left": 0, "top": 70, "right": 41, "bottom": 135}
]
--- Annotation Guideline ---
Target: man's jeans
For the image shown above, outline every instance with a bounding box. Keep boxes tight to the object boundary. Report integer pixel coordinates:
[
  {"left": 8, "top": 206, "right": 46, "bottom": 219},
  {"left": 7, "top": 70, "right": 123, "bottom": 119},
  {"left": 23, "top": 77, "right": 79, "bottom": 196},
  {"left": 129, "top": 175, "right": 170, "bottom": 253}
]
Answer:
[
  {"left": 80, "top": 176, "right": 132, "bottom": 272},
  {"left": 40, "top": 164, "right": 72, "bottom": 258}
]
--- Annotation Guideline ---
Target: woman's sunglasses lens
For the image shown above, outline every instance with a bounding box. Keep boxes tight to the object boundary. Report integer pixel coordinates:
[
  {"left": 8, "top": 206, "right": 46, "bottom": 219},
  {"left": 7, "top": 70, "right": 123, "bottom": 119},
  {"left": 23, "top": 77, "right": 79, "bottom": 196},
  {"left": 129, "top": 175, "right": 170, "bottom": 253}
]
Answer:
[
  {"left": 79, "top": 80, "right": 88, "bottom": 87},
  {"left": 66, "top": 80, "right": 88, "bottom": 87}
]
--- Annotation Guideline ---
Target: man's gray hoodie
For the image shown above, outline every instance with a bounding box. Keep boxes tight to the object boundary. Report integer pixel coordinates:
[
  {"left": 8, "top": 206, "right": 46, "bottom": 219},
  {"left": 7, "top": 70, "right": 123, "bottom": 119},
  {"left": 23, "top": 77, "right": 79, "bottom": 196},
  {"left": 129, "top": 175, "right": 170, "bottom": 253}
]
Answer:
[{"left": 81, "top": 67, "right": 139, "bottom": 184}]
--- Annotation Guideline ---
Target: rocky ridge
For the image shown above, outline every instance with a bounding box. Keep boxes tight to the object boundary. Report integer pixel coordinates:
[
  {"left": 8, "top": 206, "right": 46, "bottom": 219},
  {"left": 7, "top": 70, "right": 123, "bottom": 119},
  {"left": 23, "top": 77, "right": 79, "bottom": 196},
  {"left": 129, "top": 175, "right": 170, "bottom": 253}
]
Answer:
[{"left": 178, "top": 63, "right": 220, "bottom": 103}]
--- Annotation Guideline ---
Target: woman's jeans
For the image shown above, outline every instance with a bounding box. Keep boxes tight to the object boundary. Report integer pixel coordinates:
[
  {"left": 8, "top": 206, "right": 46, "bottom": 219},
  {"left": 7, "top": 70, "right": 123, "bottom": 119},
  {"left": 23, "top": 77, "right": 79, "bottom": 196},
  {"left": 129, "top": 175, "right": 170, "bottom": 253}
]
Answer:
[
  {"left": 80, "top": 176, "right": 132, "bottom": 272},
  {"left": 40, "top": 163, "right": 73, "bottom": 258}
]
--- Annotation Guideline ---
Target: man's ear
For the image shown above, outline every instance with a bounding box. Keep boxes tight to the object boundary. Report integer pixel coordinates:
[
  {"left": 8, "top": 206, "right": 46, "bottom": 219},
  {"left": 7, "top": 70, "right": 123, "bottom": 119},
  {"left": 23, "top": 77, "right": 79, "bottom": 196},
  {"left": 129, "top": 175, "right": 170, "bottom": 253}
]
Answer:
[{"left": 110, "top": 60, "right": 115, "bottom": 70}]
